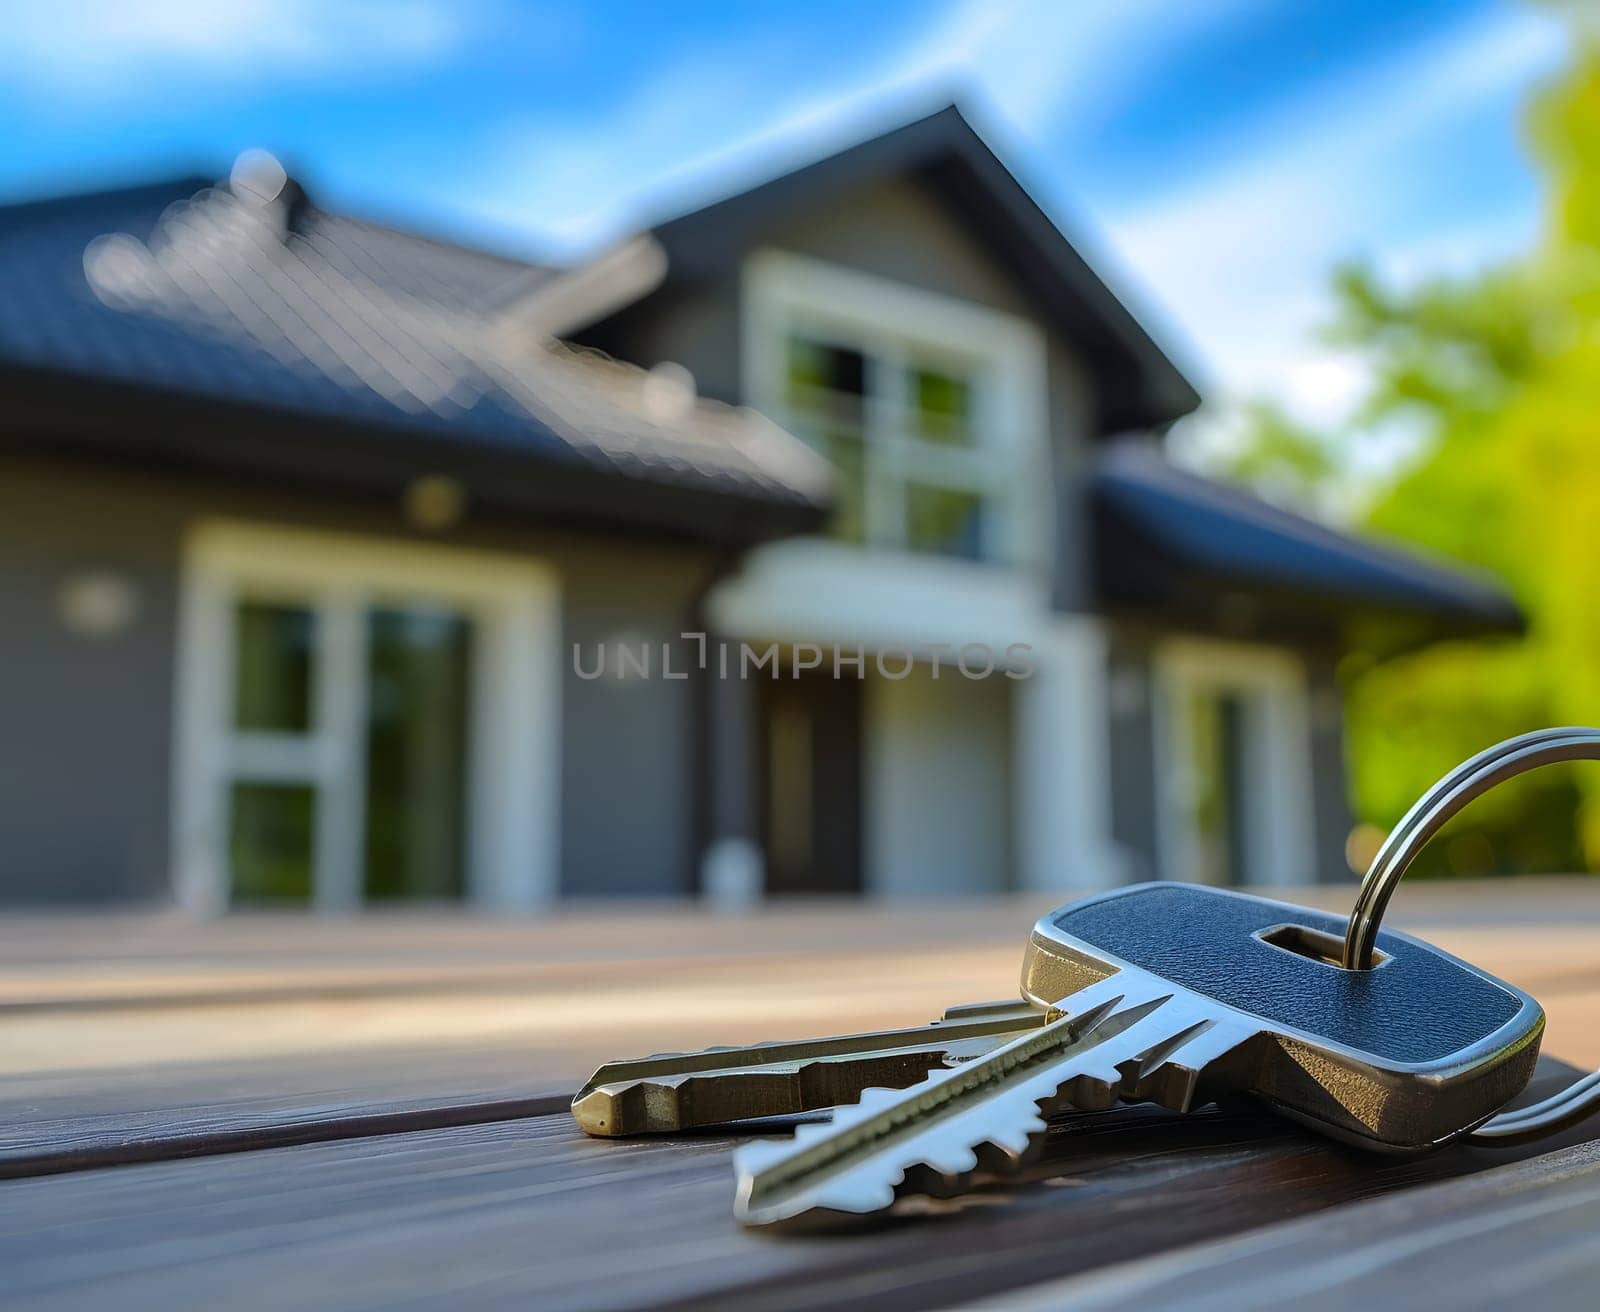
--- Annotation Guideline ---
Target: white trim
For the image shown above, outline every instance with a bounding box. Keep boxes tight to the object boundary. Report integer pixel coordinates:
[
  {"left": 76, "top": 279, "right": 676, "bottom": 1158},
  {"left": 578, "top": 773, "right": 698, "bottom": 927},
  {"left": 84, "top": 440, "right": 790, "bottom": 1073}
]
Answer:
[
  {"left": 1153, "top": 637, "right": 1315, "bottom": 888},
  {"left": 314, "top": 594, "right": 368, "bottom": 912},
  {"left": 707, "top": 538, "right": 1053, "bottom": 651},
  {"left": 1014, "top": 616, "right": 1119, "bottom": 892},
  {"left": 700, "top": 837, "right": 763, "bottom": 908},
  {"left": 172, "top": 520, "right": 561, "bottom": 914},
  {"left": 496, "top": 233, "right": 669, "bottom": 340},
  {"left": 741, "top": 249, "right": 1050, "bottom": 567}
]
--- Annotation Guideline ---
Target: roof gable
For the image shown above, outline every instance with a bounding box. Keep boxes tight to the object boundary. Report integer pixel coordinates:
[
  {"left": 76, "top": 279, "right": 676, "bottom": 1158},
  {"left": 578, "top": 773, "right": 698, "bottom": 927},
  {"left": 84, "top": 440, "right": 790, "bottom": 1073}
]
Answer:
[{"left": 641, "top": 105, "right": 1201, "bottom": 435}]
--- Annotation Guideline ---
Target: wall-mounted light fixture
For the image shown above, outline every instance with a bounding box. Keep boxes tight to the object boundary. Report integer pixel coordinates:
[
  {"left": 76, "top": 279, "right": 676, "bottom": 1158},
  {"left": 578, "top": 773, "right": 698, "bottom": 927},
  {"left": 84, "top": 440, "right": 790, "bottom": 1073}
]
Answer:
[
  {"left": 57, "top": 569, "right": 141, "bottom": 639},
  {"left": 403, "top": 475, "right": 466, "bottom": 531}
]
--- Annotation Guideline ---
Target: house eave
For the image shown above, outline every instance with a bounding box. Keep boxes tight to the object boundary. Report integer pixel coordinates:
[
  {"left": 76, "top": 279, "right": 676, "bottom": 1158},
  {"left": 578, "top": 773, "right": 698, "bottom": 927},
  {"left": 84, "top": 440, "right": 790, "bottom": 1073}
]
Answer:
[
  {"left": 0, "top": 364, "right": 828, "bottom": 548},
  {"left": 1090, "top": 450, "right": 1525, "bottom": 651}
]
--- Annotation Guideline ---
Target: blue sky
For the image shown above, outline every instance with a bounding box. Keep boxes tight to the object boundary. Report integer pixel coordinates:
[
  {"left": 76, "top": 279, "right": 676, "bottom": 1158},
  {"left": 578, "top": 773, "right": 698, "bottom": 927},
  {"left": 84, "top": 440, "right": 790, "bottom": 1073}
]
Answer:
[{"left": 0, "top": 0, "right": 1571, "bottom": 436}]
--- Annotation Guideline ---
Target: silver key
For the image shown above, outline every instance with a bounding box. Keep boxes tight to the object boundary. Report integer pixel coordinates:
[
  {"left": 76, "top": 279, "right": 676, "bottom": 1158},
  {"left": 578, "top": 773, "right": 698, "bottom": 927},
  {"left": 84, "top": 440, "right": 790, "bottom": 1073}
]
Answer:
[{"left": 735, "top": 883, "right": 1544, "bottom": 1227}]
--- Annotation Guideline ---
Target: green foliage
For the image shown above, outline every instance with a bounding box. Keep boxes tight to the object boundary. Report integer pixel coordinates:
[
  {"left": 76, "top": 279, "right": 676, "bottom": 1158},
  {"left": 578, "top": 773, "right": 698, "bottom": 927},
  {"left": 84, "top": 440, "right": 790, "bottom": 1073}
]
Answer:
[
  {"left": 1212, "top": 402, "right": 1341, "bottom": 511},
  {"left": 1223, "top": 15, "right": 1600, "bottom": 876}
]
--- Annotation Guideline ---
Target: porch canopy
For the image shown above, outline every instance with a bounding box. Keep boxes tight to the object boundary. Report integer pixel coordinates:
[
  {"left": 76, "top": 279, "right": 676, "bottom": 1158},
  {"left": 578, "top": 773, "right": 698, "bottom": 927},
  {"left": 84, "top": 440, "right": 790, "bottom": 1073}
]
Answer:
[{"left": 1091, "top": 442, "right": 1523, "bottom": 649}]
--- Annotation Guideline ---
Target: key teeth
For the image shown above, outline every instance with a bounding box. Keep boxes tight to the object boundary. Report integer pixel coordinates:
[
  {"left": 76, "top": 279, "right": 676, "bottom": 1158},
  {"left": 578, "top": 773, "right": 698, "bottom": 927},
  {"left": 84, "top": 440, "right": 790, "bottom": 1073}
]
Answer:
[
  {"left": 736, "top": 983, "right": 1210, "bottom": 1228},
  {"left": 983, "top": 1106, "right": 1047, "bottom": 1160},
  {"left": 807, "top": 1176, "right": 902, "bottom": 1220},
  {"left": 1126, "top": 1018, "right": 1253, "bottom": 1110},
  {"left": 921, "top": 1143, "right": 980, "bottom": 1178},
  {"left": 904, "top": 1102, "right": 1049, "bottom": 1196}
]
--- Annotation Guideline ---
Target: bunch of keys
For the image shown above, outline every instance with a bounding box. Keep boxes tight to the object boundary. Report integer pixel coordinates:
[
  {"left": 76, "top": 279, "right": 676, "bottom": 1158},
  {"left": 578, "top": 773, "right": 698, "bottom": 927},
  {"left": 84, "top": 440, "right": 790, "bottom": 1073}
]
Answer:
[{"left": 573, "top": 728, "right": 1600, "bottom": 1228}]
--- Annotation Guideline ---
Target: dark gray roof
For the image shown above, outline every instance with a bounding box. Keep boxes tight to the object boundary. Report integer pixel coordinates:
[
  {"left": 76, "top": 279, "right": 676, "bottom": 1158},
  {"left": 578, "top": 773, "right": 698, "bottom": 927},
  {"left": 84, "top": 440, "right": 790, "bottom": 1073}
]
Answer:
[
  {"left": 1092, "top": 442, "right": 1523, "bottom": 638},
  {"left": 0, "top": 165, "right": 832, "bottom": 519}
]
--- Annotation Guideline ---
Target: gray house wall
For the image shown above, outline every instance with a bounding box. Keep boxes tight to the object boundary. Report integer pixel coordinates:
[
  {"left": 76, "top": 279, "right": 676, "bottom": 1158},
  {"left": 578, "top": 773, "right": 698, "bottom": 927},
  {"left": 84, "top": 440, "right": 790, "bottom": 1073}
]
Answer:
[
  {"left": 0, "top": 462, "right": 183, "bottom": 902},
  {"left": 583, "top": 173, "right": 1101, "bottom": 609},
  {"left": 0, "top": 453, "right": 718, "bottom": 903},
  {"left": 1105, "top": 631, "right": 1162, "bottom": 884}
]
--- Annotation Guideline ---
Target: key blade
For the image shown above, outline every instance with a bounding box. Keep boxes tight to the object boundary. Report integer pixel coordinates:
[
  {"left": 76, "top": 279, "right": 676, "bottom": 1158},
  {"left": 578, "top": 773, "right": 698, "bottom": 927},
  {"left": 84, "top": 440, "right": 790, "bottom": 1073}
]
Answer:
[
  {"left": 734, "top": 972, "right": 1253, "bottom": 1227},
  {"left": 572, "top": 1005, "right": 1045, "bottom": 1136},
  {"left": 938, "top": 999, "right": 1046, "bottom": 1022}
]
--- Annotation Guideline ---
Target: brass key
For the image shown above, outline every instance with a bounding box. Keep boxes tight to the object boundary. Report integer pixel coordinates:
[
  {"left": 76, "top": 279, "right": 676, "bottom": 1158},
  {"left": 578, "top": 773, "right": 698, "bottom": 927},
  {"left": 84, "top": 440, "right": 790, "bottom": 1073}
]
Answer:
[{"left": 572, "top": 998, "right": 1047, "bottom": 1136}]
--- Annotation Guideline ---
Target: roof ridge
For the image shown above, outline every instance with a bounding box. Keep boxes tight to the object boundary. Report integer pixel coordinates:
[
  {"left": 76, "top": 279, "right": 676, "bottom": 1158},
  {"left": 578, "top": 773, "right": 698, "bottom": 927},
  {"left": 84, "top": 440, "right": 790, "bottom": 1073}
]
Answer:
[{"left": 305, "top": 204, "right": 557, "bottom": 275}]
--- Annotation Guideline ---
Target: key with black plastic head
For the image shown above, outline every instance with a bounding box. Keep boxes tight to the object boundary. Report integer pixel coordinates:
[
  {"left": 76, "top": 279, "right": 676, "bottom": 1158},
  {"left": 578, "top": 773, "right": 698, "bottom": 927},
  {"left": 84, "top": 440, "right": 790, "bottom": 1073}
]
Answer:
[{"left": 735, "top": 883, "right": 1544, "bottom": 1227}]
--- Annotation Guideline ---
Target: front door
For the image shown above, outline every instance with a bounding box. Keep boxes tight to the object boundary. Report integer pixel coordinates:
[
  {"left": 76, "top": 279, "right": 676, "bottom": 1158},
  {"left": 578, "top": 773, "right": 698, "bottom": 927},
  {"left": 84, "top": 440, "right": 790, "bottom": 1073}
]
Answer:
[{"left": 759, "top": 667, "right": 863, "bottom": 896}]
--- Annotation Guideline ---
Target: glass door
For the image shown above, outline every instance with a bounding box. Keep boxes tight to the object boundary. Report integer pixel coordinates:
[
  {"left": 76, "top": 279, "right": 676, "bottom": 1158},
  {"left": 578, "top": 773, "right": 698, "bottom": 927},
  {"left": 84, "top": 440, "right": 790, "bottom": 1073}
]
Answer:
[
  {"left": 223, "top": 594, "right": 475, "bottom": 906},
  {"left": 361, "top": 607, "right": 473, "bottom": 903},
  {"left": 228, "top": 599, "right": 319, "bottom": 902},
  {"left": 1174, "top": 687, "right": 1250, "bottom": 887}
]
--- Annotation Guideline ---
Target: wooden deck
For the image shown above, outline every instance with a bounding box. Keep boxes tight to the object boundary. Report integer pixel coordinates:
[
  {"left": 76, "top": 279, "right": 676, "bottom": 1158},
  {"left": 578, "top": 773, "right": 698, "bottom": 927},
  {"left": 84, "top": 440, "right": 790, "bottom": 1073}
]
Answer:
[{"left": 2, "top": 879, "right": 1599, "bottom": 1309}]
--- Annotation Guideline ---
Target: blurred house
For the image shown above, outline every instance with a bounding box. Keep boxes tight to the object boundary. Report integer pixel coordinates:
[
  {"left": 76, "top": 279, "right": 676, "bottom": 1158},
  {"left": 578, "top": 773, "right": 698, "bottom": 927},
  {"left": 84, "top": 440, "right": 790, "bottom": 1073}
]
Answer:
[{"left": 0, "top": 108, "right": 1520, "bottom": 909}]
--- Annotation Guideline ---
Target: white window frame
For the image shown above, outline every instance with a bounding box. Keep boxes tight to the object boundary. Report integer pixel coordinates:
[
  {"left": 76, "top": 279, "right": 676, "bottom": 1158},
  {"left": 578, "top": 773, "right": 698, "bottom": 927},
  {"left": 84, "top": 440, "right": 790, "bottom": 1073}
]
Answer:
[
  {"left": 172, "top": 520, "right": 561, "bottom": 914},
  {"left": 1153, "top": 638, "right": 1316, "bottom": 888},
  {"left": 742, "top": 249, "right": 1049, "bottom": 567}
]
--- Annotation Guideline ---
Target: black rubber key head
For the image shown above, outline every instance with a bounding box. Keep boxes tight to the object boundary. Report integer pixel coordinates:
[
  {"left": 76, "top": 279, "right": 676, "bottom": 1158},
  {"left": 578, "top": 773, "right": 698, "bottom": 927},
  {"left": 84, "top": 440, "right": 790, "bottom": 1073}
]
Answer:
[{"left": 1020, "top": 883, "right": 1543, "bottom": 1152}]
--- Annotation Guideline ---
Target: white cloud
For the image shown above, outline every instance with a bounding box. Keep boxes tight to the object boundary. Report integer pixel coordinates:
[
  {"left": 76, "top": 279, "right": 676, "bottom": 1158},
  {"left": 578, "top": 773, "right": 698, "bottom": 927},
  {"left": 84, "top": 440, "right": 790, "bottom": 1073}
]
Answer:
[
  {"left": 458, "top": 0, "right": 1268, "bottom": 255},
  {"left": 5, "top": 0, "right": 464, "bottom": 93},
  {"left": 1101, "top": 3, "right": 1566, "bottom": 426},
  {"left": 902, "top": 0, "right": 1271, "bottom": 139}
]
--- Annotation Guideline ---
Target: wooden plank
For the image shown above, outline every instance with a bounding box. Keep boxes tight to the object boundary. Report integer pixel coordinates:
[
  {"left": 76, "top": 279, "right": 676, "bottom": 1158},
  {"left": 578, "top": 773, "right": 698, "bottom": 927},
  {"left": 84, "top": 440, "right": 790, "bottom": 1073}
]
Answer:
[
  {"left": 0, "top": 947, "right": 1026, "bottom": 1179},
  {"left": 0, "top": 1060, "right": 1594, "bottom": 1312},
  {"left": 0, "top": 1042, "right": 568, "bottom": 1179},
  {"left": 2, "top": 879, "right": 1596, "bottom": 1011},
  {"left": 1003, "top": 1138, "right": 1600, "bottom": 1310}
]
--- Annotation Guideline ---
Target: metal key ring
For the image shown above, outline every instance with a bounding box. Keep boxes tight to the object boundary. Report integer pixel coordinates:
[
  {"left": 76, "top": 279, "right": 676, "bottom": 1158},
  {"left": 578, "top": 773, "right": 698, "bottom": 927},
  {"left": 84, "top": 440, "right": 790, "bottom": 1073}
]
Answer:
[{"left": 1340, "top": 726, "right": 1600, "bottom": 1145}]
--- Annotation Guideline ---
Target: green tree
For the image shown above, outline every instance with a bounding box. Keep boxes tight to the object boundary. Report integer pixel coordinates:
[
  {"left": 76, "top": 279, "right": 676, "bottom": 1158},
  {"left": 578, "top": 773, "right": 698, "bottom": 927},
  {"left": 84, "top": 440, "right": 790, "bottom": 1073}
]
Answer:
[{"left": 1221, "top": 8, "right": 1600, "bottom": 876}]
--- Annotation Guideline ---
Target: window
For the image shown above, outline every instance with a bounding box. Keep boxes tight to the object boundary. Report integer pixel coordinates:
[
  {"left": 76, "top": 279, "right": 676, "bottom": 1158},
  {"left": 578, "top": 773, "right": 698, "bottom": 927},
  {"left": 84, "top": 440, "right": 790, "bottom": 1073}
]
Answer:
[
  {"left": 747, "top": 252, "right": 1046, "bottom": 565},
  {"left": 785, "top": 339, "right": 869, "bottom": 544},
  {"left": 174, "top": 522, "right": 560, "bottom": 913},
  {"left": 782, "top": 336, "right": 997, "bottom": 559}
]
